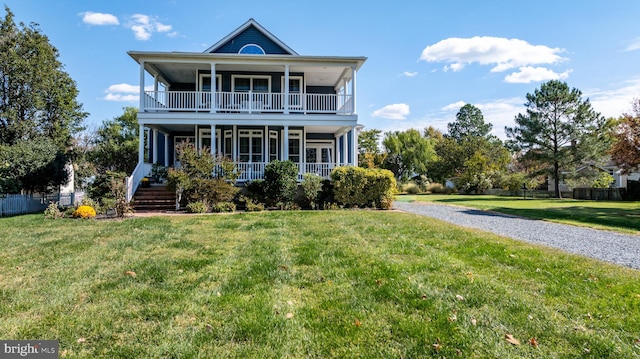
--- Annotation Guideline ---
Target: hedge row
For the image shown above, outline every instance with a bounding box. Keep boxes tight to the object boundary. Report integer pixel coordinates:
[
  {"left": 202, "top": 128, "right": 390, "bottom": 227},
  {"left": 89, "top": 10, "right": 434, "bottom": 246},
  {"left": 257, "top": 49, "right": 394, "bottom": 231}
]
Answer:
[{"left": 330, "top": 166, "right": 396, "bottom": 209}]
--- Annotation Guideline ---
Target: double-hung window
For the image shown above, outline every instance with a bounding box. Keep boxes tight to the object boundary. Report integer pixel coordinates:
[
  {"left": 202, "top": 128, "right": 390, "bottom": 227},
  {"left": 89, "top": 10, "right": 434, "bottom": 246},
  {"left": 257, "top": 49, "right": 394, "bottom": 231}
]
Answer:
[{"left": 238, "top": 130, "right": 263, "bottom": 162}]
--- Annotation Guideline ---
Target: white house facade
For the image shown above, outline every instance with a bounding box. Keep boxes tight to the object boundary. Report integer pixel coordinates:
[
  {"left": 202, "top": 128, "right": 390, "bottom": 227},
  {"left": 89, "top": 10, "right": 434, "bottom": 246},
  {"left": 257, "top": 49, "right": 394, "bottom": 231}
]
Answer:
[{"left": 125, "top": 19, "right": 366, "bottom": 200}]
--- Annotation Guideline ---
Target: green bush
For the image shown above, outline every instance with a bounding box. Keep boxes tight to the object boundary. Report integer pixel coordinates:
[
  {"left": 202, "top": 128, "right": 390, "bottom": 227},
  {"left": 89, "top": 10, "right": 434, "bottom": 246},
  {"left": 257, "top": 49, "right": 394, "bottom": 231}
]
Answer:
[
  {"left": 301, "top": 173, "right": 323, "bottom": 209},
  {"left": 402, "top": 182, "right": 420, "bottom": 194},
  {"left": 212, "top": 201, "right": 236, "bottom": 213},
  {"left": 44, "top": 202, "right": 63, "bottom": 219},
  {"left": 169, "top": 143, "right": 239, "bottom": 210},
  {"left": 426, "top": 182, "right": 447, "bottom": 194},
  {"left": 197, "top": 178, "right": 239, "bottom": 205},
  {"left": 331, "top": 166, "right": 396, "bottom": 209},
  {"left": 242, "top": 196, "right": 265, "bottom": 212},
  {"left": 264, "top": 160, "right": 298, "bottom": 206},
  {"left": 186, "top": 201, "right": 209, "bottom": 213},
  {"left": 244, "top": 179, "right": 266, "bottom": 204}
]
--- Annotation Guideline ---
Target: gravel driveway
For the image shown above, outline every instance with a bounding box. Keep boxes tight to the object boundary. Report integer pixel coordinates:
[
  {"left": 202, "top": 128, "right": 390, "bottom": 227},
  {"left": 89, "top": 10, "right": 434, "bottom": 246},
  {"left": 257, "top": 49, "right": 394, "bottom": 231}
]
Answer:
[{"left": 393, "top": 201, "right": 640, "bottom": 270}]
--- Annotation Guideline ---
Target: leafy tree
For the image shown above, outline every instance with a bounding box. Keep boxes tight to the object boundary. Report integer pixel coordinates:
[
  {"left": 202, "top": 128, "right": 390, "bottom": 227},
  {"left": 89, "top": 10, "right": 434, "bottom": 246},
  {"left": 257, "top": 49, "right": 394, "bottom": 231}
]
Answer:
[
  {"left": 358, "top": 129, "right": 385, "bottom": 168},
  {"left": 382, "top": 129, "right": 436, "bottom": 182},
  {"left": 610, "top": 98, "right": 640, "bottom": 174},
  {"left": 0, "top": 137, "right": 68, "bottom": 193},
  {"left": 0, "top": 6, "right": 86, "bottom": 192},
  {"left": 505, "top": 80, "right": 606, "bottom": 198},
  {"left": 447, "top": 104, "right": 492, "bottom": 141},
  {"left": 91, "top": 107, "right": 139, "bottom": 174},
  {"left": 423, "top": 126, "right": 444, "bottom": 141}
]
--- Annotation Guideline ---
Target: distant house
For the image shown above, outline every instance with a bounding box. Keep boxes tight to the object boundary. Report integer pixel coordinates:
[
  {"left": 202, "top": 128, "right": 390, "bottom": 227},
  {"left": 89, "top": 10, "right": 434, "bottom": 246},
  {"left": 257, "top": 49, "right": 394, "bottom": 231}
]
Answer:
[
  {"left": 548, "top": 161, "right": 640, "bottom": 192},
  {"left": 125, "top": 19, "right": 366, "bottom": 199}
]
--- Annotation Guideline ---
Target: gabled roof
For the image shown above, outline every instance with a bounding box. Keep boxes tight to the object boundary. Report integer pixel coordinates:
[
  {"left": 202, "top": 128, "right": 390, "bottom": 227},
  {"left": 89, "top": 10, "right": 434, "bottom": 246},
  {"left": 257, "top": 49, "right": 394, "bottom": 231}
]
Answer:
[{"left": 204, "top": 18, "right": 298, "bottom": 55}]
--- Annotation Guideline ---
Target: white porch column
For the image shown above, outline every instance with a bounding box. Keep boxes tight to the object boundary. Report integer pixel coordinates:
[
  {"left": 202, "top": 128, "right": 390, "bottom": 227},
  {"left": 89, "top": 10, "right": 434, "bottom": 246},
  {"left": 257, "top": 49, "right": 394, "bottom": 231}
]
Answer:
[
  {"left": 211, "top": 124, "right": 216, "bottom": 156},
  {"left": 139, "top": 60, "right": 145, "bottom": 111},
  {"left": 351, "top": 66, "right": 357, "bottom": 114},
  {"left": 351, "top": 127, "right": 358, "bottom": 166},
  {"left": 152, "top": 129, "right": 158, "bottom": 164},
  {"left": 232, "top": 125, "right": 237, "bottom": 160},
  {"left": 264, "top": 125, "right": 269, "bottom": 162},
  {"left": 283, "top": 125, "right": 289, "bottom": 160},
  {"left": 334, "top": 135, "right": 343, "bottom": 163},
  {"left": 284, "top": 65, "right": 290, "bottom": 114},
  {"left": 138, "top": 124, "right": 145, "bottom": 164},
  {"left": 164, "top": 133, "right": 169, "bottom": 167},
  {"left": 210, "top": 62, "right": 217, "bottom": 113}
]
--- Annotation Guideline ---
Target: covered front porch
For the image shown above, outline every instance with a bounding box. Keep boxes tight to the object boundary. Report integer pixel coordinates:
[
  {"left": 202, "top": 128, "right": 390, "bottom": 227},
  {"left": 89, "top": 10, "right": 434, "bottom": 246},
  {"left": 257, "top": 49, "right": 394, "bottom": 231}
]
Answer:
[{"left": 126, "top": 122, "right": 359, "bottom": 201}]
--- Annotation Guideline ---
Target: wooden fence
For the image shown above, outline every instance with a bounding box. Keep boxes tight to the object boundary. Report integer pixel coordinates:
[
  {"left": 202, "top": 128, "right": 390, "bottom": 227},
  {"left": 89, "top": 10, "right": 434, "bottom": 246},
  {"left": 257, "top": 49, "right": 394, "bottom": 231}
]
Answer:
[
  {"left": 0, "top": 192, "right": 84, "bottom": 217},
  {"left": 572, "top": 188, "right": 626, "bottom": 201}
]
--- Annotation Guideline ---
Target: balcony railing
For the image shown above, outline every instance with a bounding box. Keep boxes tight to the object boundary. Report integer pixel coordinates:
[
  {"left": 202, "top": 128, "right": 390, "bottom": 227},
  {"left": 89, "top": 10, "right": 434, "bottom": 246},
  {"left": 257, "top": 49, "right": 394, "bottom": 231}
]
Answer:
[{"left": 143, "top": 91, "right": 354, "bottom": 115}]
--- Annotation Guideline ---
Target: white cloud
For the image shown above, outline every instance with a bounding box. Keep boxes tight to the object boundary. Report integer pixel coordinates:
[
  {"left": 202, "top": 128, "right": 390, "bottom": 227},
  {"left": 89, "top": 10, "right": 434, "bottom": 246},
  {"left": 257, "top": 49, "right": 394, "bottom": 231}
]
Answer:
[
  {"left": 103, "top": 93, "right": 139, "bottom": 102},
  {"left": 504, "top": 66, "right": 572, "bottom": 83},
  {"left": 441, "top": 101, "right": 467, "bottom": 111},
  {"left": 106, "top": 83, "right": 140, "bottom": 94},
  {"left": 127, "top": 14, "right": 173, "bottom": 41},
  {"left": 586, "top": 78, "right": 640, "bottom": 118},
  {"left": 401, "top": 71, "right": 418, "bottom": 77},
  {"left": 103, "top": 83, "right": 153, "bottom": 102},
  {"left": 624, "top": 37, "right": 640, "bottom": 51},
  {"left": 372, "top": 103, "right": 411, "bottom": 120},
  {"left": 420, "top": 36, "right": 566, "bottom": 74},
  {"left": 80, "top": 11, "right": 119, "bottom": 26}
]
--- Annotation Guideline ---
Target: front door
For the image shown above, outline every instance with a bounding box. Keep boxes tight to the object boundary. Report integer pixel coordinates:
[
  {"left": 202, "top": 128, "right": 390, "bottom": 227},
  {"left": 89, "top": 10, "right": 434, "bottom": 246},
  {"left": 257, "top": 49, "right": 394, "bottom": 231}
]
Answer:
[{"left": 305, "top": 143, "right": 333, "bottom": 163}]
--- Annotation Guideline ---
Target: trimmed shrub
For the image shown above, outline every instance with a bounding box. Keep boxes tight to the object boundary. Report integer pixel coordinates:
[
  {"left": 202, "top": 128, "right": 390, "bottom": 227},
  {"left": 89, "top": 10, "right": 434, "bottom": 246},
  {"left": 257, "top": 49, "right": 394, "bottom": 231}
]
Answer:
[
  {"left": 301, "top": 173, "right": 323, "bottom": 209},
  {"left": 245, "top": 179, "right": 266, "bottom": 204},
  {"left": 44, "top": 202, "right": 63, "bottom": 219},
  {"left": 243, "top": 197, "right": 265, "bottom": 212},
  {"left": 402, "top": 182, "right": 420, "bottom": 194},
  {"left": 426, "top": 182, "right": 447, "bottom": 194},
  {"left": 264, "top": 160, "right": 298, "bottom": 206},
  {"left": 331, "top": 166, "right": 396, "bottom": 209},
  {"left": 186, "top": 201, "right": 208, "bottom": 213},
  {"left": 212, "top": 201, "right": 236, "bottom": 213},
  {"left": 73, "top": 205, "right": 96, "bottom": 219}
]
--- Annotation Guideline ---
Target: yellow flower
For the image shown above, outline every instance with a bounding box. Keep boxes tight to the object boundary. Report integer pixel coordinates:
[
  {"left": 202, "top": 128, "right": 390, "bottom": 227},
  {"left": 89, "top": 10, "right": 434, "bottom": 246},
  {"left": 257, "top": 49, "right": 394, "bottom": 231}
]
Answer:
[{"left": 73, "top": 205, "right": 96, "bottom": 219}]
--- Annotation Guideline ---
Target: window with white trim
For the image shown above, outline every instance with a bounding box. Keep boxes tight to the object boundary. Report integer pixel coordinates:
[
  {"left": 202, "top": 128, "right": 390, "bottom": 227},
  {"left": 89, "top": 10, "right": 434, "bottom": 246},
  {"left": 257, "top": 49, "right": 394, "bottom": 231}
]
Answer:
[
  {"left": 224, "top": 130, "right": 232, "bottom": 158},
  {"left": 238, "top": 44, "right": 265, "bottom": 54},
  {"left": 239, "top": 130, "right": 263, "bottom": 162},
  {"left": 199, "top": 74, "right": 222, "bottom": 92},
  {"left": 269, "top": 130, "right": 278, "bottom": 162},
  {"left": 232, "top": 75, "right": 270, "bottom": 93},
  {"left": 288, "top": 130, "right": 302, "bottom": 163}
]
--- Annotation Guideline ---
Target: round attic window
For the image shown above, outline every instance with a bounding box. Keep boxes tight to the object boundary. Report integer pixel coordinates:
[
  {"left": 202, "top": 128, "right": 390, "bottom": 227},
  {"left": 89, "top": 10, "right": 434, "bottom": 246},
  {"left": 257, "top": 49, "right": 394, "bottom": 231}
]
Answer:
[{"left": 238, "top": 44, "right": 266, "bottom": 54}]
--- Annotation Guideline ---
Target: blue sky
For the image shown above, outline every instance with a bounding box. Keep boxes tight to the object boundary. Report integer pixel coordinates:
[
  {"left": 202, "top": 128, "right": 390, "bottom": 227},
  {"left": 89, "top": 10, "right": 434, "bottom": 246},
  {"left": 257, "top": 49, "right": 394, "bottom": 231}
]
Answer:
[{"left": 4, "top": 1, "right": 640, "bottom": 139}]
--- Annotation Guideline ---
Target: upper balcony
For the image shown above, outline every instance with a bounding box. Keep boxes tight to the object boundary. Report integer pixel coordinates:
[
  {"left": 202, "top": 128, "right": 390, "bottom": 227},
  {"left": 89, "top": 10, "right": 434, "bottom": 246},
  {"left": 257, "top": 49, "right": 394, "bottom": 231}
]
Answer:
[
  {"left": 143, "top": 90, "right": 354, "bottom": 115},
  {"left": 129, "top": 51, "right": 366, "bottom": 118}
]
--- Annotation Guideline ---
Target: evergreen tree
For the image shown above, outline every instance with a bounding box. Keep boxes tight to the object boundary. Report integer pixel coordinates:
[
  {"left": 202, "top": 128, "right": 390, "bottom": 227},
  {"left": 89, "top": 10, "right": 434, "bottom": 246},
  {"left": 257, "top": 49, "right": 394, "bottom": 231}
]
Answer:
[{"left": 505, "top": 80, "right": 606, "bottom": 198}]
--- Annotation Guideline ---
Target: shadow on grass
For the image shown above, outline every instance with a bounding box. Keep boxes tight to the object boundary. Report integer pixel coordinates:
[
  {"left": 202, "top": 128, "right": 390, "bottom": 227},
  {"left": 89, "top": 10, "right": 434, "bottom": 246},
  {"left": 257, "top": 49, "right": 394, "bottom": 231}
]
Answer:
[{"left": 485, "top": 206, "right": 640, "bottom": 233}]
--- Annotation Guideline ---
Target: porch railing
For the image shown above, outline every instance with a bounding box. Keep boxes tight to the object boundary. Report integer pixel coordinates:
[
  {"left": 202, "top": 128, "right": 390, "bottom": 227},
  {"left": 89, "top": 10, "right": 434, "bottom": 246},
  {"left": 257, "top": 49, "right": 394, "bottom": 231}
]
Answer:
[
  {"left": 143, "top": 91, "right": 354, "bottom": 115},
  {"left": 125, "top": 162, "right": 152, "bottom": 202},
  {"left": 233, "top": 162, "right": 348, "bottom": 182}
]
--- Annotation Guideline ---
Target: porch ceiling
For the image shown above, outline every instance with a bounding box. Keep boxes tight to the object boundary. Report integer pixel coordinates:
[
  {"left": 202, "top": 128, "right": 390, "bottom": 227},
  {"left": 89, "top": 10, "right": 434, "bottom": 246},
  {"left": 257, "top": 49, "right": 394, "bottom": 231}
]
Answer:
[
  {"left": 148, "top": 61, "right": 355, "bottom": 87},
  {"left": 147, "top": 123, "right": 349, "bottom": 136}
]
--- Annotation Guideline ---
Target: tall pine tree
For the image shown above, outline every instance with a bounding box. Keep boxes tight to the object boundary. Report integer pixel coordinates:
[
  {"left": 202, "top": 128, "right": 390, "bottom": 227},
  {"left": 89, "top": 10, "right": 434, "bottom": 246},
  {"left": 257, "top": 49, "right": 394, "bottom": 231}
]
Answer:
[{"left": 505, "top": 80, "right": 606, "bottom": 198}]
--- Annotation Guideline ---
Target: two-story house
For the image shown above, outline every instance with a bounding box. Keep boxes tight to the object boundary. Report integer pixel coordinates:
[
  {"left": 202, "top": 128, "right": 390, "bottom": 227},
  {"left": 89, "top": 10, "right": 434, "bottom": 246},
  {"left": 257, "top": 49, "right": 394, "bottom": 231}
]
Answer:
[{"left": 125, "top": 19, "right": 366, "bottom": 200}]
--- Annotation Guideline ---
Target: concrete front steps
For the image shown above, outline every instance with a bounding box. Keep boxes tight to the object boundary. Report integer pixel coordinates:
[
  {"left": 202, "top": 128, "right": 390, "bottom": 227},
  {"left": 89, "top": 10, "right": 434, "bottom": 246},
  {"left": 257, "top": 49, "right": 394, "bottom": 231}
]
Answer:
[{"left": 132, "top": 184, "right": 176, "bottom": 212}]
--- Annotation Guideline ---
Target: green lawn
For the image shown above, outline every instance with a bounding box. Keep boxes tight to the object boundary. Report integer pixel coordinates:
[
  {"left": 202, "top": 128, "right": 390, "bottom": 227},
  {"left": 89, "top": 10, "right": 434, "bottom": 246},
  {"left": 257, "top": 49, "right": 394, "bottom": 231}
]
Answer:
[
  {"left": 1, "top": 212, "right": 639, "bottom": 358},
  {"left": 398, "top": 194, "right": 640, "bottom": 234}
]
